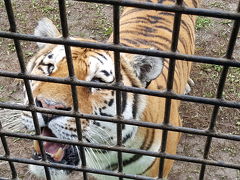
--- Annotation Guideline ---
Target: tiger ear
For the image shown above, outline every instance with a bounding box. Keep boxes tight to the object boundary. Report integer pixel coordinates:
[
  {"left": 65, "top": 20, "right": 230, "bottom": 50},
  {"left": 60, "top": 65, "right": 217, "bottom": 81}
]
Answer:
[
  {"left": 131, "top": 55, "right": 163, "bottom": 87},
  {"left": 34, "top": 18, "right": 61, "bottom": 49}
]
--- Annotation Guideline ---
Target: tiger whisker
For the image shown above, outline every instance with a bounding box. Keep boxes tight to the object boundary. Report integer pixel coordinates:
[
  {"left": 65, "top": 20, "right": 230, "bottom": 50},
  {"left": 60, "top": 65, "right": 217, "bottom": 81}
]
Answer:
[{"left": 84, "top": 131, "right": 112, "bottom": 169}]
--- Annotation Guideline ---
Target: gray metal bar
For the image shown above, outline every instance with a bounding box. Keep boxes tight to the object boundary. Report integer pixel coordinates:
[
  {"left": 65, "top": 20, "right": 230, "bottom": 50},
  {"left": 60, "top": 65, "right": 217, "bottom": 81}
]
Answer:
[
  {"left": 0, "top": 71, "right": 239, "bottom": 109},
  {"left": 58, "top": 0, "right": 88, "bottom": 179},
  {"left": 158, "top": 0, "right": 184, "bottom": 177},
  {"left": 1, "top": 146, "right": 240, "bottom": 173},
  {"left": 73, "top": 0, "right": 240, "bottom": 20},
  {"left": 0, "top": 121, "right": 17, "bottom": 179},
  {"left": 113, "top": 4, "right": 124, "bottom": 180},
  {"left": 3, "top": 0, "right": 51, "bottom": 179},
  {"left": 1, "top": 31, "right": 240, "bottom": 67}
]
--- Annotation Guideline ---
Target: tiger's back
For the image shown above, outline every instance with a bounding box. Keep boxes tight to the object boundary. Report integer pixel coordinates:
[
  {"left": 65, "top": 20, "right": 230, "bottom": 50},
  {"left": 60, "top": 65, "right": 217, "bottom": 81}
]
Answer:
[{"left": 118, "top": 0, "right": 197, "bottom": 94}]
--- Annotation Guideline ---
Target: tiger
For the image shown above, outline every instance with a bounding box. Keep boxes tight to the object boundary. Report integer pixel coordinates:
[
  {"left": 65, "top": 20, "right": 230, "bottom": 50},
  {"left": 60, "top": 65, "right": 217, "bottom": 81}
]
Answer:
[{"left": 21, "top": 0, "right": 198, "bottom": 179}]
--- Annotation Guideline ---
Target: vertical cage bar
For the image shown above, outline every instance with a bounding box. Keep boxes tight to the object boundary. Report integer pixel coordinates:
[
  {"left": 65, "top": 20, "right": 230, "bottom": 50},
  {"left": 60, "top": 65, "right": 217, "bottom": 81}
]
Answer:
[
  {"left": 198, "top": 1, "right": 240, "bottom": 180},
  {"left": 113, "top": 4, "right": 123, "bottom": 180},
  {"left": 3, "top": 0, "right": 52, "bottom": 179},
  {"left": 58, "top": 0, "right": 88, "bottom": 179},
  {"left": 0, "top": 121, "right": 17, "bottom": 179},
  {"left": 158, "top": 0, "right": 183, "bottom": 178}
]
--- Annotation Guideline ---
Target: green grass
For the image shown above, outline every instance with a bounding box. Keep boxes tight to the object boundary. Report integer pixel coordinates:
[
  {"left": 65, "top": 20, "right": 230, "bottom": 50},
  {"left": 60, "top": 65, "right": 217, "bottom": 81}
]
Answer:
[
  {"left": 0, "top": 1, "right": 4, "bottom": 8},
  {"left": 200, "top": 64, "right": 223, "bottom": 73},
  {"left": 30, "top": 0, "right": 60, "bottom": 22},
  {"left": 90, "top": 3, "right": 113, "bottom": 38},
  {"left": 200, "top": 63, "right": 240, "bottom": 99},
  {"left": 222, "top": 146, "right": 237, "bottom": 156},
  {"left": 103, "top": 26, "right": 113, "bottom": 36},
  {"left": 0, "top": 85, "right": 5, "bottom": 91},
  {"left": 7, "top": 43, "right": 15, "bottom": 53},
  {"left": 196, "top": 17, "right": 212, "bottom": 30}
]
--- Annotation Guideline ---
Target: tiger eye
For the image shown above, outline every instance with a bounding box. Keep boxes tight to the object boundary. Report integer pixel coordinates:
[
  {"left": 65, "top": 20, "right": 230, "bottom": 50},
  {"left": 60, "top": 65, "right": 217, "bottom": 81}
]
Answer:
[
  {"left": 48, "top": 63, "right": 54, "bottom": 74},
  {"left": 48, "top": 54, "right": 53, "bottom": 59}
]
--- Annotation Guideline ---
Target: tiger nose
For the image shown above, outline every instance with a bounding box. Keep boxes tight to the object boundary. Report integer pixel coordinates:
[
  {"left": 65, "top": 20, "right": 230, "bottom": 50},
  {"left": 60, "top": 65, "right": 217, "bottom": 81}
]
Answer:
[{"left": 35, "top": 97, "right": 71, "bottom": 124}]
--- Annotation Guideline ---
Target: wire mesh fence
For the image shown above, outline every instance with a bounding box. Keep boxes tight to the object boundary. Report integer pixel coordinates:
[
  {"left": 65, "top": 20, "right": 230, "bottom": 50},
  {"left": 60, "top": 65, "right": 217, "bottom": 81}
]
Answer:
[{"left": 0, "top": 0, "right": 240, "bottom": 180}]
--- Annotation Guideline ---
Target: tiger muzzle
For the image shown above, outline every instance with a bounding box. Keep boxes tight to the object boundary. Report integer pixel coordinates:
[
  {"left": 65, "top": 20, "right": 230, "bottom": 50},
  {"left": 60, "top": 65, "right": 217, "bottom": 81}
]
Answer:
[{"left": 35, "top": 97, "right": 72, "bottom": 124}]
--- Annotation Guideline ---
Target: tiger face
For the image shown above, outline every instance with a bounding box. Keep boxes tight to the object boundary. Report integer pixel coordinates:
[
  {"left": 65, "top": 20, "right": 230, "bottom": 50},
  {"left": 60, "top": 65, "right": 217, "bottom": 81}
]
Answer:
[{"left": 22, "top": 18, "right": 163, "bottom": 179}]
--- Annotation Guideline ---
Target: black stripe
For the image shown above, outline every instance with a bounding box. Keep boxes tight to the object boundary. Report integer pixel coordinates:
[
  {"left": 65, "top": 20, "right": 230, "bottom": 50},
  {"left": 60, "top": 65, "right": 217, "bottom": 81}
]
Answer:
[
  {"left": 37, "top": 66, "right": 44, "bottom": 72},
  {"left": 121, "top": 20, "right": 149, "bottom": 26},
  {"left": 159, "top": 11, "right": 175, "bottom": 17},
  {"left": 39, "top": 61, "right": 47, "bottom": 66},
  {"left": 121, "top": 12, "right": 171, "bottom": 25},
  {"left": 122, "top": 11, "right": 173, "bottom": 27},
  {"left": 121, "top": 91, "right": 127, "bottom": 113},
  {"left": 91, "top": 55, "right": 103, "bottom": 64},
  {"left": 105, "top": 51, "right": 112, "bottom": 58},
  {"left": 139, "top": 157, "right": 158, "bottom": 175},
  {"left": 137, "top": 129, "right": 157, "bottom": 175},
  {"left": 121, "top": 38, "right": 139, "bottom": 46},
  {"left": 107, "top": 129, "right": 155, "bottom": 171},
  {"left": 181, "top": 18, "right": 194, "bottom": 46},
  {"left": 99, "top": 109, "right": 114, "bottom": 117},
  {"left": 178, "top": 37, "right": 188, "bottom": 54},
  {"left": 108, "top": 99, "right": 114, "bottom": 106},
  {"left": 121, "top": 28, "right": 172, "bottom": 39},
  {"left": 93, "top": 120, "right": 101, "bottom": 126},
  {"left": 121, "top": 38, "right": 157, "bottom": 49},
  {"left": 136, "top": 38, "right": 169, "bottom": 50},
  {"left": 122, "top": 130, "right": 134, "bottom": 144},
  {"left": 192, "top": 0, "right": 198, "bottom": 8},
  {"left": 174, "top": 61, "right": 181, "bottom": 80},
  {"left": 120, "top": 42, "right": 130, "bottom": 47},
  {"left": 165, "top": 59, "right": 180, "bottom": 91},
  {"left": 138, "top": 24, "right": 157, "bottom": 33},
  {"left": 161, "top": 70, "right": 168, "bottom": 83},
  {"left": 121, "top": 37, "right": 169, "bottom": 50},
  {"left": 154, "top": 25, "right": 173, "bottom": 34},
  {"left": 128, "top": 15, "right": 163, "bottom": 24},
  {"left": 132, "top": 93, "right": 138, "bottom": 119},
  {"left": 163, "top": 60, "right": 169, "bottom": 69},
  {"left": 147, "top": 15, "right": 164, "bottom": 24},
  {"left": 100, "top": 70, "right": 110, "bottom": 76},
  {"left": 96, "top": 52, "right": 108, "bottom": 61},
  {"left": 146, "top": 81, "right": 152, "bottom": 88}
]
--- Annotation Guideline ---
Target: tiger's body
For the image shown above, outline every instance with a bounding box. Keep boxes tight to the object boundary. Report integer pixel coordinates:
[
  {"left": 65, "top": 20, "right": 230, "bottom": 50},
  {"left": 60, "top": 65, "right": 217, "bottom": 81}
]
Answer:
[
  {"left": 22, "top": 0, "right": 198, "bottom": 179},
  {"left": 116, "top": 0, "right": 197, "bottom": 177}
]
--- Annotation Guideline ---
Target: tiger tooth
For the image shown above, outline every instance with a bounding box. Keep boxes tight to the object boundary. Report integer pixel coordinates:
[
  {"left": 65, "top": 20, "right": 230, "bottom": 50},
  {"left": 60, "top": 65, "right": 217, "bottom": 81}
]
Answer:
[
  {"left": 53, "top": 147, "right": 64, "bottom": 161},
  {"left": 33, "top": 140, "right": 41, "bottom": 154}
]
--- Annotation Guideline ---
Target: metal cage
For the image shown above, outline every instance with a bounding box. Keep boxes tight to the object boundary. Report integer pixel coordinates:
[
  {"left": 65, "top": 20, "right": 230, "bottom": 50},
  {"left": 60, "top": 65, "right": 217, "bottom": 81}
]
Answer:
[{"left": 0, "top": 0, "right": 240, "bottom": 180}]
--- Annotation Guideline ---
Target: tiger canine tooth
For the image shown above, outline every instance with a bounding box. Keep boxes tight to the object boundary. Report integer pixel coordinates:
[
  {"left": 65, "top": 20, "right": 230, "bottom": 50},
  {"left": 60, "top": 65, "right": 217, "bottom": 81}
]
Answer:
[
  {"left": 53, "top": 147, "right": 64, "bottom": 161},
  {"left": 33, "top": 140, "right": 41, "bottom": 154}
]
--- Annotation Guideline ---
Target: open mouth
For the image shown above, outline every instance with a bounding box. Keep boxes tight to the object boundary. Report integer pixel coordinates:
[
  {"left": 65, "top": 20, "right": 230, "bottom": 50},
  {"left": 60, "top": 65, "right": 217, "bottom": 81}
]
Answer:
[{"left": 32, "top": 127, "right": 80, "bottom": 167}]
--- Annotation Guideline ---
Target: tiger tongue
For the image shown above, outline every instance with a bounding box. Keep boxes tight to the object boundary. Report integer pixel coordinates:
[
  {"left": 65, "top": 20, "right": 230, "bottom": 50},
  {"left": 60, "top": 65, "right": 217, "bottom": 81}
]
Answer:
[
  {"left": 44, "top": 141, "right": 65, "bottom": 154},
  {"left": 33, "top": 140, "right": 65, "bottom": 162}
]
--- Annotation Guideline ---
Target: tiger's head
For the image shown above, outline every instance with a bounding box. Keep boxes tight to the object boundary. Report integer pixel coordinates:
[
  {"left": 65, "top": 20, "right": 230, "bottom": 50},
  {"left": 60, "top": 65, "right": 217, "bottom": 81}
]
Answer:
[{"left": 23, "top": 18, "right": 163, "bottom": 179}]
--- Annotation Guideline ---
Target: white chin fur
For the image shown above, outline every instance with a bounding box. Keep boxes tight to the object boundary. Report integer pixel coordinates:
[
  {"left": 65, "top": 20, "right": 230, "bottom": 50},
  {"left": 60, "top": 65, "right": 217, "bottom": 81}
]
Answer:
[{"left": 29, "top": 164, "right": 68, "bottom": 180}]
